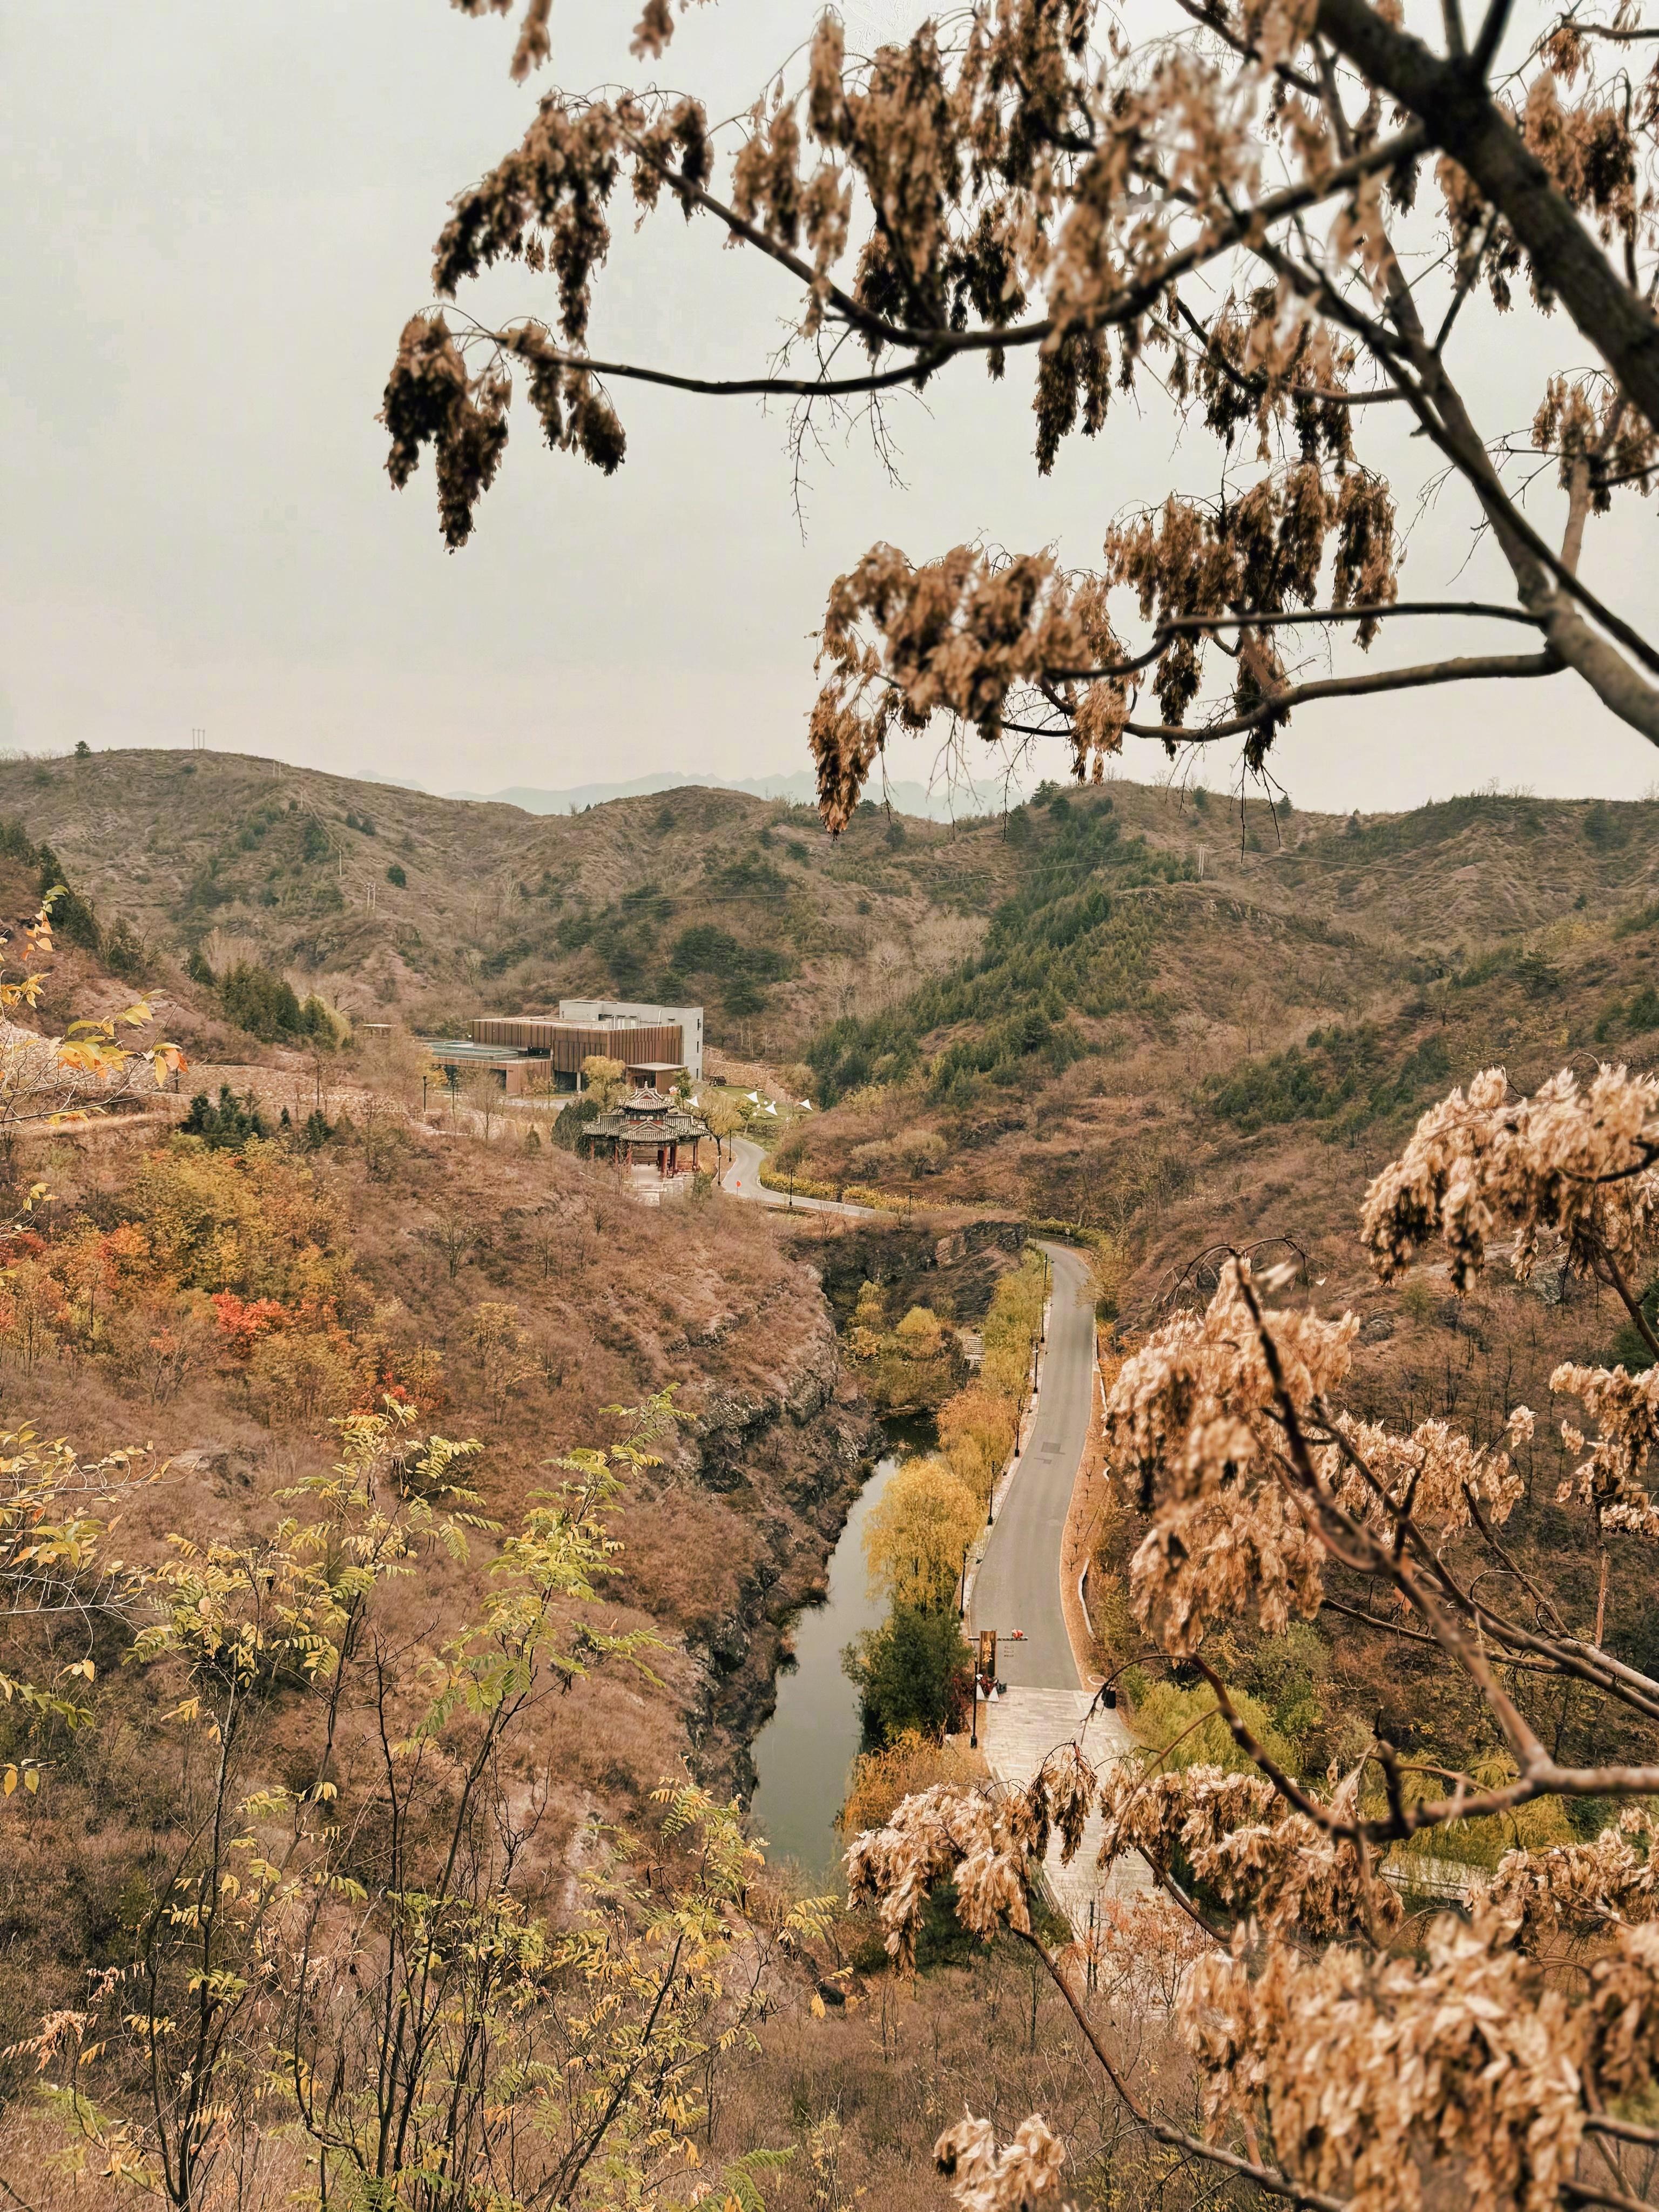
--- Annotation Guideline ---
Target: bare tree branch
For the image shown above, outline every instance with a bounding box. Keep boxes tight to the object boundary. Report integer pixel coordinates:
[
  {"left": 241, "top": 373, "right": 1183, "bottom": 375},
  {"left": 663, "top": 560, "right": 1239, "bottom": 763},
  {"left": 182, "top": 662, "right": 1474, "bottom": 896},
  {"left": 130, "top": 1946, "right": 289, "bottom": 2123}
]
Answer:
[
  {"left": 1003, "top": 649, "right": 1561, "bottom": 748},
  {"left": 1313, "top": 0, "right": 1659, "bottom": 429}
]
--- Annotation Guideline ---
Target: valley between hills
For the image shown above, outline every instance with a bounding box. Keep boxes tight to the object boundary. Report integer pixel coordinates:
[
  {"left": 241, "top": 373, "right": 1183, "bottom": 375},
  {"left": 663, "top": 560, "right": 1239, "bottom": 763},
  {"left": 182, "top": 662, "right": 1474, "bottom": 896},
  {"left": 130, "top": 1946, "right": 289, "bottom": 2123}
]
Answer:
[{"left": 2, "top": 746, "right": 1658, "bottom": 2212}]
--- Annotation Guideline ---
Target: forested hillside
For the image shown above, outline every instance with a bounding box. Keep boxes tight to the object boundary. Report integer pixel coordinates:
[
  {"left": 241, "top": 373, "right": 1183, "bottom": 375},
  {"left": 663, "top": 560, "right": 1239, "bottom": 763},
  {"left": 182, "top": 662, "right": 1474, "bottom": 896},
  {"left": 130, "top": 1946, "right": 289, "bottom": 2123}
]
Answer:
[{"left": 787, "top": 781, "right": 1659, "bottom": 1278}]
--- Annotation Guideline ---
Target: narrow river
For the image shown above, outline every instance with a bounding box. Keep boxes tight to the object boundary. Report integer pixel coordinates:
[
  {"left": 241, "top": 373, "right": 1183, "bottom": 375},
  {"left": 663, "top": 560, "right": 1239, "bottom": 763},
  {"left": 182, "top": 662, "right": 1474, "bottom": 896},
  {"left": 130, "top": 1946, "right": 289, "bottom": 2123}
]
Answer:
[{"left": 747, "top": 1437, "right": 913, "bottom": 1883}]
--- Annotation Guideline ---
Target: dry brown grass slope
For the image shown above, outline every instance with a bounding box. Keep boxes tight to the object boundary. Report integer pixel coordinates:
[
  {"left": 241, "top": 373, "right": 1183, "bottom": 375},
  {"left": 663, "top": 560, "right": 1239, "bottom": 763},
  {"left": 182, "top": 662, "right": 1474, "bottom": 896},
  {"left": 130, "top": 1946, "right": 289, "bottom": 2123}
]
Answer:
[
  {"left": 0, "top": 1101, "right": 878, "bottom": 2052},
  {"left": 0, "top": 748, "right": 1013, "bottom": 1053},
  {"left": 787, "top": 781, "right": 1659, "bottom": 1243}
]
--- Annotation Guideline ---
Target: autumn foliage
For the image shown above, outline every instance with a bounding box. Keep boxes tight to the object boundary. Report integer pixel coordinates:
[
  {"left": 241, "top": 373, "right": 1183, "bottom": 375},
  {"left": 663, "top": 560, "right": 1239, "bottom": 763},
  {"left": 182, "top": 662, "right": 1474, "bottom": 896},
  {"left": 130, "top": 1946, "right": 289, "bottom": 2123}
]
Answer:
[
  {"left": 0, "top": 1142, "right": 441, "bottom": 1420},
  {"left": 845, "top": 1057, "right": 1659, "bottom": 2212},
  {"left": 394, "top": 0, "right": 1659, "bottom": 822}
]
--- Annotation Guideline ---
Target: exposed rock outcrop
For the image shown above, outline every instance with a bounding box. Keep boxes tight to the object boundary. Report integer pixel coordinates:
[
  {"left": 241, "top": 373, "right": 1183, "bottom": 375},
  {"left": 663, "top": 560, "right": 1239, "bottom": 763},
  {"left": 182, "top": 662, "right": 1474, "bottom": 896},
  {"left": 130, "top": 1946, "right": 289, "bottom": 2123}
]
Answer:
[{"left": 680, "top": 1305, "right": 879, "bottom": 1796}]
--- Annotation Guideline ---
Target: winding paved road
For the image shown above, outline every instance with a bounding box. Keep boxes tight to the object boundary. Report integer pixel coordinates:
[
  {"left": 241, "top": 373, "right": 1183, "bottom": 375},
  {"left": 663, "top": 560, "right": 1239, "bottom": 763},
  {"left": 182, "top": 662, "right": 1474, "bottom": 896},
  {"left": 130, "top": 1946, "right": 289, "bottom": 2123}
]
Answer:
[
  {"left": 970, "top": 1240, "right": 1094, "bottom": 1691},
  {"left": 723, "top": 1168, "right": 1145, "bottom": 1916},
  {"left": 970, "top": 1240, "right": 1152, "bottom": 1918},
  {"left": 721, "top": 1134, "right": 876, "bottom": 1217}
]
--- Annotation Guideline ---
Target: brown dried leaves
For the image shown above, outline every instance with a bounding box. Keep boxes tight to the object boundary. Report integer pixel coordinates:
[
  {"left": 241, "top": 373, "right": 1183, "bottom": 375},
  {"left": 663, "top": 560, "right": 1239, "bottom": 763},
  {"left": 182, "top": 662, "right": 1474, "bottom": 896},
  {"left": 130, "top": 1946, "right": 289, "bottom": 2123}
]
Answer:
[
  {"left": 381, "top": 314, "right": 511, "bottom": 550},
  {"left": 809, "top": 542, "right": 1129, "bottom": 827},
  {"left": 806, "top": 453, "right": 1402, "bottom": 819},
  {"left": 1095, "top": 1760, "right": 1397, "bottom": 1940},
  {"left": 851, "top": 1067, "right": 1659, "bottom": 2212},
  {"left": 1183, "top": 1909, "right": 1659, "bottom": 2211},
  {"left": 1534, "top": 370, "right": 1658, "bottom": 507},
  {"left": 1325, "top": 1408, "right": 1530, "bottom": 1540},
  {"left": 1553, "top": 1358, "right": 1659, "bottom": 1536},
  {"left": 1183, "top": 1911, "right": 1592, "bottom": 2212},
  {"left": 845, "top": 1741, "right": 1393, "bottom": 1968},
  {"left": 1104, "top": 1259, "right": 1353, "bottom": 1651},
  {"left": 1488, "top": 1802, "right": 1659, "bottom": 1943},
  {"left": 844, "top": 1781, "right": 1031, "bottom": 1970},
  {"left": 1360, "top": 1062, "right": 1659, "bottom": 1290},
  {"left": 933, "top": 2113, "right": 1066, "bottom": 2212},
  {"left": 380, "top": 314, "right": 628, "bottom": 549}
]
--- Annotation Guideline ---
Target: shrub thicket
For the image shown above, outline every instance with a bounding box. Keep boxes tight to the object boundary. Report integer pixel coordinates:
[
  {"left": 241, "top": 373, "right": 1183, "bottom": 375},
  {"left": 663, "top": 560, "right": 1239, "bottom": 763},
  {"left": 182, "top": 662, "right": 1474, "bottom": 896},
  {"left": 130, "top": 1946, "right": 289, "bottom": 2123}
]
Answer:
[
  {"left": 218, "top": 962, "right": 335, "bottom": 1045},
  {"left": 807, "top": 805, "right": 1190, "bottom": 1104}
]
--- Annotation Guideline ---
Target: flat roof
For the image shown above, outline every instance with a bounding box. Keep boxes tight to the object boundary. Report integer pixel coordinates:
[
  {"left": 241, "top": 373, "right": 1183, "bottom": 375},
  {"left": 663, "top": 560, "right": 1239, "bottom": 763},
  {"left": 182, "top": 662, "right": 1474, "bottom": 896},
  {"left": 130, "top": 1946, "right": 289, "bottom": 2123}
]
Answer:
[{"left": 420, "top": 1039, "right": 531, "bottom": 1062}]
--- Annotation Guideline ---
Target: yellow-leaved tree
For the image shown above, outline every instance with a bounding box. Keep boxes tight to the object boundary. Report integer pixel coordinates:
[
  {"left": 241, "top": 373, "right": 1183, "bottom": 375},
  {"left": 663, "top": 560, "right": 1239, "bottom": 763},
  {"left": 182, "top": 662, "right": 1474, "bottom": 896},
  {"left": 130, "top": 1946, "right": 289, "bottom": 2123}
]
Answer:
[
  {"left": 0, "top": 896, "right": 182, "bottom": 1138},
  {"left": 699, "top": 1089, "right": 746, "bottom": 1168},
  {"left": 863, "top": 1455, "right": 982, "bottom": 1613},
  {"left": 7, "top": 1390, "right": 835, "bottom": 2212},
  {"left": 0, "top": 1429, "right": 159, "bottom": 1797},
  {"left": 580, "top": 1054, "right": 627, "bottom": 1109},
  {"left": 936, "top": 1384, "right": 1017, "bottom": 1512}
]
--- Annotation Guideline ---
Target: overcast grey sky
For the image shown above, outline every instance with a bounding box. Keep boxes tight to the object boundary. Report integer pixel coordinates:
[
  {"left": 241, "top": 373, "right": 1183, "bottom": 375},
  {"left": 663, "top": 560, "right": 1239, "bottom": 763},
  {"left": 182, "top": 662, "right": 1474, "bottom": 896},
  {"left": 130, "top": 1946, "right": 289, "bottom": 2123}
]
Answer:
[{"left": 4, "top": 0, "right": 1658, "bottom": 814}]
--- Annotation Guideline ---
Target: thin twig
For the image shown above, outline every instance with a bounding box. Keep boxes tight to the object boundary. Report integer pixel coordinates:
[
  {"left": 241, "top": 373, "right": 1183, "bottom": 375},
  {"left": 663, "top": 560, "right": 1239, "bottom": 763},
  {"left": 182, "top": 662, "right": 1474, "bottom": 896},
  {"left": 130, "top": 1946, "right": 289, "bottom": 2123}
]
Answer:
[{"left": 1014, "top": 1931, "right": 1351, "bottom": 2212}]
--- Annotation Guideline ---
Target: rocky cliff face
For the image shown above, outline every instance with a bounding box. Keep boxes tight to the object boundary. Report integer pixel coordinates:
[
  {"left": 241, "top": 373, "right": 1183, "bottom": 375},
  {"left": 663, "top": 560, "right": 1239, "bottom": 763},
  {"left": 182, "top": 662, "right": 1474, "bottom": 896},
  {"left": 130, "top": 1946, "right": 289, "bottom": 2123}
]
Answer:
[
  {"left": 678, "top": 1218, "right": 1033, "bottom": 1799},
  {"left": 789, "top": 1212, "right": 1029, "bottom": 1330},
  {"left": 679, "top": 1300, "right": 880, "bottom": 1796}
]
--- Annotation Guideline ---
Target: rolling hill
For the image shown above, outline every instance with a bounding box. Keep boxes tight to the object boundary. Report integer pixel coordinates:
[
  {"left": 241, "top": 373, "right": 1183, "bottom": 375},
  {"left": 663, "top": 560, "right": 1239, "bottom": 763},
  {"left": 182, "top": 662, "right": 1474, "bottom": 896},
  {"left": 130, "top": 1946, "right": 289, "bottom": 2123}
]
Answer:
[
  {"left": 0, "top": 748, "right": 1016, "bottom": 1054},
  {"left": 443, "top": 768, "right": 977, "bottom": 818},
  {"left": 775, "top": 778, "right": 1659, "bottom": 1309},
  {"left": 22, "top": 754, "right": 1658, "bottom": 1230}
]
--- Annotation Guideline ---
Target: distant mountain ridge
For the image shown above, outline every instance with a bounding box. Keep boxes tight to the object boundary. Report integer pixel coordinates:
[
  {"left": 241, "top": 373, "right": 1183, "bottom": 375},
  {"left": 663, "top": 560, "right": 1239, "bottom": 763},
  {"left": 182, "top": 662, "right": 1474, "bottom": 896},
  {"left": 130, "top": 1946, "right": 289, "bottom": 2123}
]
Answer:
[{"left": 444, "top": 768, "right": 1017, "bottom": 821}]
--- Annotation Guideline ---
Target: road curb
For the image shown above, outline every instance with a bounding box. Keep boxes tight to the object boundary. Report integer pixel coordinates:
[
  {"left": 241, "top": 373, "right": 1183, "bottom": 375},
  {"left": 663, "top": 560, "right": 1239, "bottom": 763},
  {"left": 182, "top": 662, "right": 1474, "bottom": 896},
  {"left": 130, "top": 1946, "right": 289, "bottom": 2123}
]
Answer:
[{"left": 1059, "top": 1327, "right": 1112, "bottom": 1694}]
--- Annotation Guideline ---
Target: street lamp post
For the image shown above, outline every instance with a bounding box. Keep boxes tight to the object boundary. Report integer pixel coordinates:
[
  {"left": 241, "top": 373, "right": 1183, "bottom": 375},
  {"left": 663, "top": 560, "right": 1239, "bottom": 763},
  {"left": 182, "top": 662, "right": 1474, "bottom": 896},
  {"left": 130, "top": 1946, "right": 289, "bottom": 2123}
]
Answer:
[{"left": 959, "top": 1540, "right": 969, "bottom": 1621}]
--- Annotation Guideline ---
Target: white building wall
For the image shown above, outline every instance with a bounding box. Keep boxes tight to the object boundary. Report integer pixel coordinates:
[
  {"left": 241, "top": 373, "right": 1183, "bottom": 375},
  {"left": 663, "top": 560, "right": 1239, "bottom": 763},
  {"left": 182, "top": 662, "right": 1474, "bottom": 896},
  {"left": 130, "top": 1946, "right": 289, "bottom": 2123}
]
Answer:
[{"left": 556, "top": 1000, "right": 704, "bottom": 1080}]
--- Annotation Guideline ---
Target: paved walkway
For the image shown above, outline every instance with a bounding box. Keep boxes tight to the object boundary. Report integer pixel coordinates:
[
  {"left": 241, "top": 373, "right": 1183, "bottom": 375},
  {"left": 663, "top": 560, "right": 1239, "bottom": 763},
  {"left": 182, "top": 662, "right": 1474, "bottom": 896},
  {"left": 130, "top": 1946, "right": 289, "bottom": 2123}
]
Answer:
[
  {"left": 981, "top": 1687, "right": 1153, "bottom": 1924},
  {"left": 969, "top": 1245, "right": 1152, "bottom": 1927}
]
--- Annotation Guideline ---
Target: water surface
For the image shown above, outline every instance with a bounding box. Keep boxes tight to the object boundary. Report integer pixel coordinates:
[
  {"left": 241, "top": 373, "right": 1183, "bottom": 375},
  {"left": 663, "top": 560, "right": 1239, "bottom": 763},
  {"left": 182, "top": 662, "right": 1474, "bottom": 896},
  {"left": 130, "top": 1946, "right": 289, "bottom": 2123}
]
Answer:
[{"left": 747, "top": 1451, "right": 904, "bottom": 1883}]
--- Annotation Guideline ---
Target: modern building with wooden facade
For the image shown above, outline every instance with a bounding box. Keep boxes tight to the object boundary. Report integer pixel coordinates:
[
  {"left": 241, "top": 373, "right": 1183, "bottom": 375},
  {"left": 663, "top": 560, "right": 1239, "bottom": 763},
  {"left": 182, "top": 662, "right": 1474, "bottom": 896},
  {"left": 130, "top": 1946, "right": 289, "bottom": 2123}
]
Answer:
[
  {"left": 470, "top": 1000, "right": 703, "bottom": 1082},
  {"left": 423, "top": 1000, "right": 704, "bottom": 1095},
  {"left": 584, "top": 1088, "right": 711, "bottom": 1178},
  {"left": 558, "top": 1000, "right": 705, "bottom": 1080}
]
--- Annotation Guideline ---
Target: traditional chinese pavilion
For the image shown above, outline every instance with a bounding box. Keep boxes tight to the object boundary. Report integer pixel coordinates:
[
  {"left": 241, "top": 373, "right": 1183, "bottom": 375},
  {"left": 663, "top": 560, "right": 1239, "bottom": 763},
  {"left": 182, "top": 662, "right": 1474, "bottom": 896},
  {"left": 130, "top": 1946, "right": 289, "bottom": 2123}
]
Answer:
[{"left": 585, "top": 1087, "right": 711, "bottom": 1178}]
